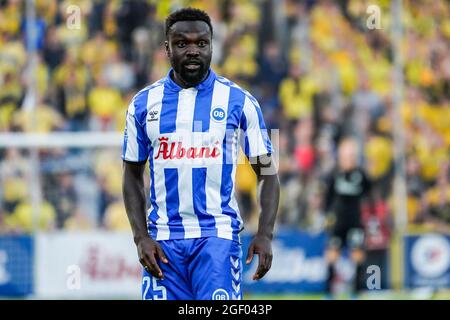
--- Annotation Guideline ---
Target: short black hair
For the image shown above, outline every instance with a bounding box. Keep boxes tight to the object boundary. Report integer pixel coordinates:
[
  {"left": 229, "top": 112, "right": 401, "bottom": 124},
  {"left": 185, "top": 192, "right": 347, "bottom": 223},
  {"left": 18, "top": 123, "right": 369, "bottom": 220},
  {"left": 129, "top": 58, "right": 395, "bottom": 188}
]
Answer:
[{"left": 165, "top": 7, "right": 213, "bottom": 39}]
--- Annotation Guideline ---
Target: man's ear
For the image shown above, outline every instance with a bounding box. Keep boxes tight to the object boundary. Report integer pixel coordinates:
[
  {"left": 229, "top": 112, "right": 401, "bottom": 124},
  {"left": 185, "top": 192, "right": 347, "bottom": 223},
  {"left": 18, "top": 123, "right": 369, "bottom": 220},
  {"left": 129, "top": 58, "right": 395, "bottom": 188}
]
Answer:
[{"left": 165, "top": 40, "right": 170, "bottom": 57}]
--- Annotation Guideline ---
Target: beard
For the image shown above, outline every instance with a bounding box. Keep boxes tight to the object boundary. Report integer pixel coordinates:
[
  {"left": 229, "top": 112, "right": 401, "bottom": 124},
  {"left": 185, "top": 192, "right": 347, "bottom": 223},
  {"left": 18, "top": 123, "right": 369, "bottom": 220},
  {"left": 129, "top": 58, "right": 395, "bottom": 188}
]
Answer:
[{"left": 172, "top": 58, "right": 211, "bottom": 87}]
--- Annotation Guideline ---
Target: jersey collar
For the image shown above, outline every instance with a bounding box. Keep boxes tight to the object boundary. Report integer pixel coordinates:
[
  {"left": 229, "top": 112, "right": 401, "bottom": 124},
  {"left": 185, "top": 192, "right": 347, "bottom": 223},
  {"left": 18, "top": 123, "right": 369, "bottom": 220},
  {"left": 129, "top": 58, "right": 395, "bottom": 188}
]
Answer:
[{"left": 164, "top": 68, "right": 216, "bottom": 92}]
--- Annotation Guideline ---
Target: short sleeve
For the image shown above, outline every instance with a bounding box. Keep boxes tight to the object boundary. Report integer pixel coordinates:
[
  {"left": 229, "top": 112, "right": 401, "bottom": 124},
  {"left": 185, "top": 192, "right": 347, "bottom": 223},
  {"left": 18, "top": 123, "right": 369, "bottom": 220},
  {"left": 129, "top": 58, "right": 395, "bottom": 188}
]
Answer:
[
  {"left": 122, "top": 93, "right": 150, "bottom": 163},
  {"left": 239, "top": 95, "right": 273, "bottom": 158}
]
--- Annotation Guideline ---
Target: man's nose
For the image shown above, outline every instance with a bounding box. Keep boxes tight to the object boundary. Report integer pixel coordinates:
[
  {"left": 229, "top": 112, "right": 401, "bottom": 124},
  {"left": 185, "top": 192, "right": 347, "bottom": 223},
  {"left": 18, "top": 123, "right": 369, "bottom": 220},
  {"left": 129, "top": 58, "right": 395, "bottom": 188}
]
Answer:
[{"left": 186, "top": 46, "right": 200, "bottom": 57}]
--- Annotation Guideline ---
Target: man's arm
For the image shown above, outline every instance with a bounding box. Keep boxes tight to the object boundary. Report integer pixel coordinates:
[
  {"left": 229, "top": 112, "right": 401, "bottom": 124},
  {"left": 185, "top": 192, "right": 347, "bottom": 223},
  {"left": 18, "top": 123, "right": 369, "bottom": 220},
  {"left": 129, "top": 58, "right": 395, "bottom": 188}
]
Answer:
[
  {"left": 246, "top": 154, "right": 280, "bottom": 280},
  {"left": 122, "top": 161, "right": 167, "bottom": 279}
]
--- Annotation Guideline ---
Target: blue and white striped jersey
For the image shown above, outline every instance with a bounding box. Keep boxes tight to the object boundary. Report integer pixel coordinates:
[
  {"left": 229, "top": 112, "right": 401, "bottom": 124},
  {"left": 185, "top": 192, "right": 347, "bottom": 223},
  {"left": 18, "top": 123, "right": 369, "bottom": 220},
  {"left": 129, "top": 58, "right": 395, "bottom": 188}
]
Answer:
[{"left": 122, "top": 68, "right": 272, "bottom": 242}]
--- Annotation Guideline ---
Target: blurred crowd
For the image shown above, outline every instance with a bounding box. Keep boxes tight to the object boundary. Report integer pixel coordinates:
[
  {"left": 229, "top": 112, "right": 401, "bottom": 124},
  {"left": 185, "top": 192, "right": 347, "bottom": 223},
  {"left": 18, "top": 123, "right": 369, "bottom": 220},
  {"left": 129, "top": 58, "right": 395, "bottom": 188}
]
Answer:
[{"left": 0, "top": 0, "right": 448, "bottom": 235}]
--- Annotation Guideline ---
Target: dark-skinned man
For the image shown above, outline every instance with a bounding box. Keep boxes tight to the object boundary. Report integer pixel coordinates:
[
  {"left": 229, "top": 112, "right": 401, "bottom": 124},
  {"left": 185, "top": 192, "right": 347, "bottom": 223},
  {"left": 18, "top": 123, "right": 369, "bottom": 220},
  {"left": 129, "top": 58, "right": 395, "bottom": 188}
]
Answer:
[{"left": 122, "top": 8, "right": 280, "bottom": 300}]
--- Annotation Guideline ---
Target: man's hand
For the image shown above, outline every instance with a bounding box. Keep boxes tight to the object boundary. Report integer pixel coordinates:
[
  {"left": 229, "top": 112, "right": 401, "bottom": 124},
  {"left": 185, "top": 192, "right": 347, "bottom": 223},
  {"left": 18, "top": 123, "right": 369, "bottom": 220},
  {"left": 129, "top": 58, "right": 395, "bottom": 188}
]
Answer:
[
  {"left": 245, "top": 234, "right": 273, "bottom": 280},
  {"left": 136, "top": 237, "right": 168, "bottom": 280}
]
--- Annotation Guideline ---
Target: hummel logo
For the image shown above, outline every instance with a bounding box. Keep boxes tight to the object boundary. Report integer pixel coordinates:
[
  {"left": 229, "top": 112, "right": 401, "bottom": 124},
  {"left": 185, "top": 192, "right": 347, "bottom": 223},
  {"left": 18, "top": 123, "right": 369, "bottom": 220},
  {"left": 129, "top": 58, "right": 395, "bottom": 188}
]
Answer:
[
  {"left": 147, "top": 110, "right": 159, "bottom": 122},
  {"left": 231, "top": 293, "right": 241, "bottom": 300},
  {"left": 232, "top": 281, "right": 240, "bottom": 293},
  {"left": 231, "top": 269, "right": 240, "bottom": 281},
  {"left": 230, "top": 257, "right": 239, "bottom": 269}
]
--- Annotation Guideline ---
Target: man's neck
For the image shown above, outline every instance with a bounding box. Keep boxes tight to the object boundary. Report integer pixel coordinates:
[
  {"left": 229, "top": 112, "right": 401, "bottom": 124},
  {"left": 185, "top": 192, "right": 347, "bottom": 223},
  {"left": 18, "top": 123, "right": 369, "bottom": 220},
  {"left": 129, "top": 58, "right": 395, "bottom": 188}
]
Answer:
[{"left": 171, "top": 70, "right": 209, "bottom": 89}]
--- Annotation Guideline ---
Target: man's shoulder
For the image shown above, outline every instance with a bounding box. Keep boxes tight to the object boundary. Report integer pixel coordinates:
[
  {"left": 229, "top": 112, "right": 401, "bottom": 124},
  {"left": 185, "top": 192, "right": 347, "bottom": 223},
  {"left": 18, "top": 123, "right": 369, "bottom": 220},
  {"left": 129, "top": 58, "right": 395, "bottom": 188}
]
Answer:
[
  {"left": 129, "top": 79, "right": 165, "bottom": 116},
  {"left": 215, "top": 75, "right": 259, "bottom": 105},
  {"left": 134, "top": 79, "right": 166, "bottom": 101}
]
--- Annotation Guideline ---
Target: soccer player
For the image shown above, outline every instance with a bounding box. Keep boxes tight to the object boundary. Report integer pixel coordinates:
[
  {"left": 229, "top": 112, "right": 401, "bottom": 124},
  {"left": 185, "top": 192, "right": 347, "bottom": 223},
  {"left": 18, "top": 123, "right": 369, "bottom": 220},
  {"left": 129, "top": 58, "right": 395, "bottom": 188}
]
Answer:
[
  {"left": 122, "top": 8, "right": 280, "bottom": 300},
  {"left": 323, "top": 137, "right": 373, "bottom": 298}
]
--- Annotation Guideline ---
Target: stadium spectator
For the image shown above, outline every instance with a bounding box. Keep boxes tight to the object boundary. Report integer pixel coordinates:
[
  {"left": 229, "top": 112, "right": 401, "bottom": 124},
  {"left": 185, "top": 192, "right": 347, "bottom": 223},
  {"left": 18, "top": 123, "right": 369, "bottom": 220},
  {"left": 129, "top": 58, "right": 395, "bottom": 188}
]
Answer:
[
  {"left": 64, "top": 206, "right": 94, "bottom": 230},
  {"left": 323, "top": 137, "right": 373, "bottom": 298},
  {"left": 4, "top": 200, "right": 56, "bottom": 233},
  {"left": 102, "top": 195, "right": 130, "bottom": 231},
  {"left": 87, "top": 74, "right": 123, "bottom": 130},
  {"left": 46, "top": 171, "right": 78, "bottom": 229},
  {"left": 0, "top": 148, "right": 29, "bottom": 215}
]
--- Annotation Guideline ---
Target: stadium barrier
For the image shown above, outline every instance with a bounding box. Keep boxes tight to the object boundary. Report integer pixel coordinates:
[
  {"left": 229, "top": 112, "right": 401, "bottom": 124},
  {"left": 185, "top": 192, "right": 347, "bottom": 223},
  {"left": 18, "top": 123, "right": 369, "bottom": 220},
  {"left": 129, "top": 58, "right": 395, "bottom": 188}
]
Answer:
[
  {"left": 34, "top": 231, "right": 141, "bottom": 299},
  {"left": 0, "top": 235, "right": 33, "bottom": 297},
  {"left": 404, "top": 234, "right": 450, "bottom": 289}
]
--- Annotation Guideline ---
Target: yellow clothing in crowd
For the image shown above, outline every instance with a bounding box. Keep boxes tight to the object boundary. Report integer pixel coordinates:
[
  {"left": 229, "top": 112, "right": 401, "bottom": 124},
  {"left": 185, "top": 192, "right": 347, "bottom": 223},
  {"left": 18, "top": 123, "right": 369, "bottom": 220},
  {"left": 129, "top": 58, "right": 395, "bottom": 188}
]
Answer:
[
  {"left": 64, "top": 211, "right": 93, "bottom": 231},
  {"left": 81, "top": 38, "right": 118, "bottom": 75},
  {"left": 0, "top": 40, "right": 26, "bottom": 70},
  {"left": 413, "top": 133, "right": 448, "bottom": 182},
  {"left": 235, "top": 152, "right": 257, "bottom": 195},
  {"left": 279, "top": 75, "right": 317, "bottom": 120},
  {"left": 88, "top": 86, "right": 123, "bottom": 120},
  {"left": 4, "top": 201, "right": 56, "bottom": 233},
  {"left": 365, "top": 135, "right": 393, "bottom": 180},
  {"left": 54, "top": 61, "right": 90, "bottom": 89},
  {"left": 12, "top": 104, "right": 64, "bottom": 133},
  {"left": 0, "top": 2, "right": 20, "bottom": 36},
  {"left": 2, "top": 177, "right": 28, "bottom": 206},
  {"left": 0, "top": 75, "right": 21, "bottom": 131},
  {"left": 103, "top": 201, "right": 130, "bottom": 231}
]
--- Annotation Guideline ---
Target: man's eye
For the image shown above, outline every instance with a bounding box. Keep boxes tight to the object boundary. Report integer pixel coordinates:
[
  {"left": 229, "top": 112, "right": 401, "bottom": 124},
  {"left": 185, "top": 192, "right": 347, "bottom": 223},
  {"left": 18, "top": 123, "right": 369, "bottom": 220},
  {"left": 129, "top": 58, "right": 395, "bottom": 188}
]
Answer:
[
  {"left": 177, "top": 41, "right": 186, "bottom": 48},
  {"left": 198, "top": 41, "right": 207, "bottom": 47}
]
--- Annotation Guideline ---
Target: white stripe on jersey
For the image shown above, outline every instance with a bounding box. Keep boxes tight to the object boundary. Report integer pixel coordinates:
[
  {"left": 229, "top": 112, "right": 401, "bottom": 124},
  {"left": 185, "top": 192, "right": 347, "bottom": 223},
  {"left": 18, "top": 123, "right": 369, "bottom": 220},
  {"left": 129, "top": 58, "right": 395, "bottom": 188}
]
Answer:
[
  {"left": 152, "top": 163, "right": 170, "bottom": 239},
  {"left": 206, "top": 80, "right": 233, "bottom": 240},
  {"left": 124, "top": 100, "right": 139, "bottom": 161},
  {"left": 242, "top": 95, "right": 270, "bottom": 157},
  {"left": 175, "top": 88, "right": 202, "bottom": 238},
  {"left": 229, "top": 130, "right": 243, "bottom": 233},
  {"left": 145, "top": 84, "right": 170, "bottom": 239}
]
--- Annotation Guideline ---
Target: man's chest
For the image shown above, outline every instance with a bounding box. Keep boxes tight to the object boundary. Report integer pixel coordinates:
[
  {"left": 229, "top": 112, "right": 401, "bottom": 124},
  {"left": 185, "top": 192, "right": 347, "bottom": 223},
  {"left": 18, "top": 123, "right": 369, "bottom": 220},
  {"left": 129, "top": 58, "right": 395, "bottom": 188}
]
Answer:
[{"left": 144, "top": 90, "right": 242, "bottom": 166}]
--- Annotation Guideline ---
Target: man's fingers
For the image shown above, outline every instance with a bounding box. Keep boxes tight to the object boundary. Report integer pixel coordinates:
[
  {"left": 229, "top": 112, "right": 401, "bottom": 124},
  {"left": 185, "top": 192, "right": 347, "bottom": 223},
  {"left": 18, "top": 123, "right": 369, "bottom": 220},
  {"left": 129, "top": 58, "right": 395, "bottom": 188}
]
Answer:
[
  {"left": 253, "top": 253, "right": 266, "bottom": 280},
  {"left": 266, "top": 254, "right": 273, "bottom": 272},
  {"left": 156, "top": 245, "right": 168, "bottom": 264},
  {"left": 139, "top": 257, "right": 147, "bottom": 269},
  {"left": 140, "top": 255, "right": 157, "bottom": 278},
  {"left": 148, "top": 254, "right": 164, "bottom": 279},
  {"left": 253, "top": 253, "right": 272, "bottom": 280},
  {"left": 246, "top": 243, "right": 255, "bottom": 265}
]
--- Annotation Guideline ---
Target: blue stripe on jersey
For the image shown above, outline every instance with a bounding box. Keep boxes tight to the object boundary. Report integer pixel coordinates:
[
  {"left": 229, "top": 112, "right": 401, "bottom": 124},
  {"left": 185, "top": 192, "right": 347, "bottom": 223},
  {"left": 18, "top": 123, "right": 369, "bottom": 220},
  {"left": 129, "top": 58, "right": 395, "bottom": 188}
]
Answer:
[
  {"left": 164, "top": 168, "right": 183, "bottom": 238},
  {"left": 221, "top": 86, "right": 246, "bottom": 241},
  {"left": 192, "top": 88, "right": 214, "bottom": 132},
  {"left": 135, "top": 116, "right": 148, "bottom": 161},
  {"left": 192, "top": 167, "right": 217, "bottom": 237},
  {"left": 148, "top": 145, "right": 159, "bottom": 239},
  {"left": 135, "top": 90, "right": 151, "bottom": 161},
  {"left": 124, "top": 89, "right": 150, "bottom": 162},
  {"left": 160, "top": 87, "right": 178, "bottom": 134},
  {"left": 239, "top": 112, "right": 250, "bottom": 157},
  {"left": 122, "top": 112, "right": 128, "bottom": 159}
]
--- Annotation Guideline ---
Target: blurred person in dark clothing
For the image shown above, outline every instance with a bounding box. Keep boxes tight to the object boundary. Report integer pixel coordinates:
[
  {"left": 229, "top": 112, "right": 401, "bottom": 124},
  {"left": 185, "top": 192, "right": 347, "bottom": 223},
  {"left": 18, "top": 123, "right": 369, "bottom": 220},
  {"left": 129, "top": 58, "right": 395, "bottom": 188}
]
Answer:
[
  {"left": 323, "top": 137, "right": 373, "bottom": 297},
  {"left": 116, "top": 0, "right": 151, "bottom": 61},
  {"left": 421, "top": 161, "right": 450, "bottom": 231},
  {"left": 257, "top": 41, "right": 288, "bottom": 92},
  {"left": 360, "top": 190, "right": 391, "bottom": 291},
  {"left": 55, "top": 69, "right": 90, "bottom": 131},
  {"left": 42, "top": 27, "right": 65, "bottom": 72},
  {"left": 45, "top": 171, "right": 77, "bottom": 229},
  {"left": 88, "top": 0, "right": 107, "bottom": 36}
]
